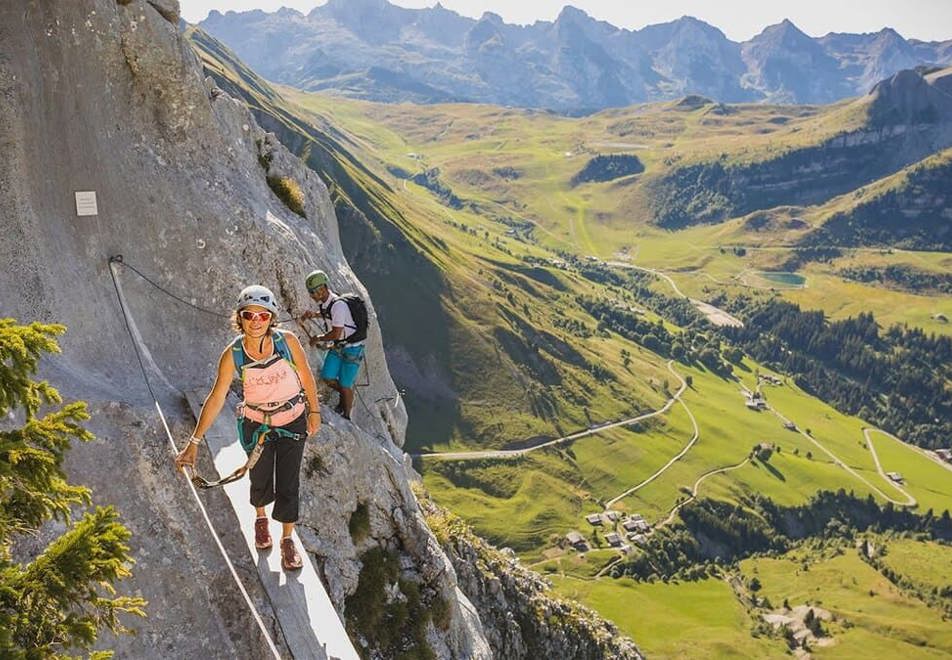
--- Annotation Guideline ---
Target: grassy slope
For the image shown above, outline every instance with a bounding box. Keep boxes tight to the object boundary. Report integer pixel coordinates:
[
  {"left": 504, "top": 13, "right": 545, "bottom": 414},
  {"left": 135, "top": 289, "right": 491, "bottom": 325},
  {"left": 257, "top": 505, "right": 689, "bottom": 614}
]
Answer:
[
  {"left": 740, "top": 550, "right": 952, "bottom": 657},
  {"left": 282, "top": 85, "right": 952, "bottom": 655},
  {"left": 422, "top": 356, "right": 952, "bottom": 557},
  {"left": 880, "top": 538, "right": 952, "bottom": 591},
  {"left": 550, "top": 576, "right": 788, "bottom": 659},
  {"left": 189, "top": 28, "right": 676, "bottom": 452}
]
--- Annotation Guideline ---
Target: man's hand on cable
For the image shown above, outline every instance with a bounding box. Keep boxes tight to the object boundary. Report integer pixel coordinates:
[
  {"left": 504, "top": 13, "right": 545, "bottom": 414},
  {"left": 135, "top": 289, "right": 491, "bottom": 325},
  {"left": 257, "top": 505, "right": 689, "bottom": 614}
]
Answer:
[{"left": 300, "top": 309, "right": 319, "bottom": 321}]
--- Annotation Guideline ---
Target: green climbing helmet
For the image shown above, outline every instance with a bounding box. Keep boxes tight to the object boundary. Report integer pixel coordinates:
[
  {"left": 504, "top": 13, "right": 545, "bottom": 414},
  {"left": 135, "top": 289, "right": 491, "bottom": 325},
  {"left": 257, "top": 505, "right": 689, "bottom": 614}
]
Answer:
[{"left": 305, "top": 269, "right": 329, "bottom": 293}]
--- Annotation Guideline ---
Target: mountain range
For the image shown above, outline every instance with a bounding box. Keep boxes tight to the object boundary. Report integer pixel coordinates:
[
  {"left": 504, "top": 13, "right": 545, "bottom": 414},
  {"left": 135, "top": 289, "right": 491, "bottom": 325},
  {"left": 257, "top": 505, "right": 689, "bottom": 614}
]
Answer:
[{"left": 198, "top": 0, "right": 952, "bottom": 112}]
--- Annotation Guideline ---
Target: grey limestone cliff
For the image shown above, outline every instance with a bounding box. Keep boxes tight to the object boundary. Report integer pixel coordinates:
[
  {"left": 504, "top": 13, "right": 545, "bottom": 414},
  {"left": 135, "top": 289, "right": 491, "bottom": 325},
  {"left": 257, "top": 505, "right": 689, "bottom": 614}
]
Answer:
[
  {"left": 0, "top": 1, "right": 490, "bottom": 657},
  {"left": 422, "top": 499, "right": 644, "bottom": 660}
]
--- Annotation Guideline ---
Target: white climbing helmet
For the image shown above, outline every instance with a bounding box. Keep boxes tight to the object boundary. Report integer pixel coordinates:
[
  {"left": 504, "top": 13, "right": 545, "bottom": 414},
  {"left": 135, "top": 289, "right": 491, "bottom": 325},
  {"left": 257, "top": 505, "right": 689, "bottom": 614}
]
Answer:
[{"left": 236, "top": 285, "right": 279, "bottom": 315}]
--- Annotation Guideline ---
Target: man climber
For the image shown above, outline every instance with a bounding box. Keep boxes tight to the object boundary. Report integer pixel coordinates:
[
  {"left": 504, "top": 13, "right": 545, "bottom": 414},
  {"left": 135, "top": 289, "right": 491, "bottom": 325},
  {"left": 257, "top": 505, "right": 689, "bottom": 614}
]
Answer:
[{"left": 301, "top": 270, "right": 366, "bottom": 420}]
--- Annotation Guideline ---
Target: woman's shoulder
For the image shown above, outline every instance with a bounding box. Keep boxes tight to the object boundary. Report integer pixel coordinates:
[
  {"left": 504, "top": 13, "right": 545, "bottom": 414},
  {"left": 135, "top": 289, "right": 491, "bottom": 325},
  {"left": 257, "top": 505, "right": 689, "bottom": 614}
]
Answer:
[{"left": 274, "top": 328, "right": 302, "bottom": 346}]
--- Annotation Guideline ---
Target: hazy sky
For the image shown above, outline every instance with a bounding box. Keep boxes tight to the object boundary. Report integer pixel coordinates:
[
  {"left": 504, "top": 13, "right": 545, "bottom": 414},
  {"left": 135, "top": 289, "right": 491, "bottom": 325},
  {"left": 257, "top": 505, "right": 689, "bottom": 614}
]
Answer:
[{"left": 179, "top": 0, "right": 952, "bottom": 42}]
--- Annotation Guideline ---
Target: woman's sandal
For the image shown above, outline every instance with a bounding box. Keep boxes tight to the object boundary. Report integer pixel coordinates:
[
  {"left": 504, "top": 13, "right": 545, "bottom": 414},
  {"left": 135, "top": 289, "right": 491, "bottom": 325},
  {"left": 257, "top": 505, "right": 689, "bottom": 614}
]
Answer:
[
  {"left": 254, "top": 517, "right": 272, "bottom": 550},
  {"left": 281, "top": 537, "right": 303, "bottom": 571}
]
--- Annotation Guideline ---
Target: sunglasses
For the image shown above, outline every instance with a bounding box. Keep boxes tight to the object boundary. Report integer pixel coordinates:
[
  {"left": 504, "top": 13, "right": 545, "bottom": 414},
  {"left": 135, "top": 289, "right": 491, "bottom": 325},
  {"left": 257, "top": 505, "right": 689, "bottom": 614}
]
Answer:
[{"left": 240, "top": 310, "right": 273, "bottom": 322}]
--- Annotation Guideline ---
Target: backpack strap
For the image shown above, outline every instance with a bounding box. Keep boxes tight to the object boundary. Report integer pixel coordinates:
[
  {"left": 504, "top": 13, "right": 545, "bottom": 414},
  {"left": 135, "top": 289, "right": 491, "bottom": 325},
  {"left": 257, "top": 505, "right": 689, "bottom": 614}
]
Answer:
[
  {"left": 230, "top": 335, "right": 246, "bottom": 376},
  {"left": 231, "top": 330, "right": 296, "bottom": 378},
  {"left": 323, "top": 297, "right": 358, "bottom": 330},
  {"left": 271, "top": 329, "right": 294, "bottom": 364}
]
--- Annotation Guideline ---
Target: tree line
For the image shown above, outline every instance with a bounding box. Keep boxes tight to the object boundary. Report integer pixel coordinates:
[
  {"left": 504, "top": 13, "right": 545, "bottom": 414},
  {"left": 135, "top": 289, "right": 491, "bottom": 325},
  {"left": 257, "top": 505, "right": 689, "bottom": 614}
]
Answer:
[
  {"left": 577, "top": 296, "right": 735, "bottom": 377},
  {"left": 838, "top": 264, "right": 952, "bottom": 295},
  {"left": 717, "top": 297, "right": 952, "bottom": 449},
  {"left": 618, "top": 490, "right": 952, "bottom": 582}
]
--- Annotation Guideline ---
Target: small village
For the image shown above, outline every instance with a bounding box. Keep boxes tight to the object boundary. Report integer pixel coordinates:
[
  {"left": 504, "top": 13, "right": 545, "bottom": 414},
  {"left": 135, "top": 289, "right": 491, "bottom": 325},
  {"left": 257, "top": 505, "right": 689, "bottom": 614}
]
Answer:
[{"left": 564, "top": 510, "right": 653, "bottom": 556}]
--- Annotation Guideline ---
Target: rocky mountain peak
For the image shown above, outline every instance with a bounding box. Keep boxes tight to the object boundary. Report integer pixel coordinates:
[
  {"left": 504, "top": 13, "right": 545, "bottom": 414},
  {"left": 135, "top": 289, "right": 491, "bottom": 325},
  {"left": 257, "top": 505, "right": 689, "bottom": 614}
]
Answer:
[
  {"left": 324, "top": 0, "right": 391, "bottom": 12},
  {"left": 197, "top": 6, "right": 952, "bottom": 109},
  {"left": 753, "top": 18, "right": 817, "bottom": 50},
  {"left": 477, "top": 10, "right": 505, "bottom": 25},
  {"left": 554, "top": 5, "right": 592, "bottom": 25},
  {"left": 867, "top": 65, "right": 952, "bottom": 125},
  {"left": 316, "top": 0, "right": 410, "bottom": 42},
  {"left": 666, "top": 15, "right": 730, "bottom": 46}
]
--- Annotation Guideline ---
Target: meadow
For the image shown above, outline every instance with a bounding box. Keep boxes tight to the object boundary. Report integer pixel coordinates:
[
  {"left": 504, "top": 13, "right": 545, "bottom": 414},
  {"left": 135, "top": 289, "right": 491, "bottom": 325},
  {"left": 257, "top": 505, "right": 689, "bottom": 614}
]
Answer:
[{"left": 740, "top": 550, "right": 952, "bottom": 657}]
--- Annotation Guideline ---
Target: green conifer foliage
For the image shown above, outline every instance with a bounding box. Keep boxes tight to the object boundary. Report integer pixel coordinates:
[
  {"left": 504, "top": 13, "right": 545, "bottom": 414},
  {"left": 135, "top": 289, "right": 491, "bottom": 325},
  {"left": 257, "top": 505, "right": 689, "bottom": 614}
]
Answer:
[{"left": 0, "top": 319, "right": 145, "bottom": 658}]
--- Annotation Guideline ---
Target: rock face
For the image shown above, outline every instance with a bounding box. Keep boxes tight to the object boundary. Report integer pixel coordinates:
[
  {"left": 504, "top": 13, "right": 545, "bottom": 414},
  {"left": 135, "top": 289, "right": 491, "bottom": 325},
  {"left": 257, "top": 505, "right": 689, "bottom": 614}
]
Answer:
[
  {"left": 0, "top": 1, "right": 493, "bottom": 656},
  {"left": 741, "top": 19, "right": 847, "bottom": 103},
  {"left": 422, "top": 500, "right": 644, "bottom": 660},
  {"left": 867, "top": 66, "right": 952, "bottom": 126},
  {"left": 197, "top": 0, "right": 952, "bottom": 111}
]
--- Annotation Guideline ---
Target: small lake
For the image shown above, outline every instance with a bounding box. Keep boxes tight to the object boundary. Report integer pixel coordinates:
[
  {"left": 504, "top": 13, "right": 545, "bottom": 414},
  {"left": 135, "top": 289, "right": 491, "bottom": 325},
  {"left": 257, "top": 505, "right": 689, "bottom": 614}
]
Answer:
[{"left": 756, "top": 271, "right": 806, "bottom": 287}]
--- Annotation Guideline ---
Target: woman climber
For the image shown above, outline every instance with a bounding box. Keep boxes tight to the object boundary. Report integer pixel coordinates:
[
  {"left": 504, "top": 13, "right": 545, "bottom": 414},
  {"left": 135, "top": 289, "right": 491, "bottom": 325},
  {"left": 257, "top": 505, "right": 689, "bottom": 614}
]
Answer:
[{"left": 175, "top": 285, "right": 320, "bottom": 570}]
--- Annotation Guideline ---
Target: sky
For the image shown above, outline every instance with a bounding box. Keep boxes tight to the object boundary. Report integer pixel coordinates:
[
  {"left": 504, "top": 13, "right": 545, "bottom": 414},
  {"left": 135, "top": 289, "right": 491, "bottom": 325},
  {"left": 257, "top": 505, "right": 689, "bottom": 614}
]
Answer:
[{"left": 178, "top": 0, "right": 952, "bottom": 42}]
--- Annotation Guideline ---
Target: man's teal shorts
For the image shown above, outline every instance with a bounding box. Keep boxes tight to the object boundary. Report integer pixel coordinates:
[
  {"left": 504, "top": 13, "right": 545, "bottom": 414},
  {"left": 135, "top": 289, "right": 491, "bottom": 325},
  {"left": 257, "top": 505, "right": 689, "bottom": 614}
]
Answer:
[{"left": 320, "top": 344, "right": 365, "bottom": 389}]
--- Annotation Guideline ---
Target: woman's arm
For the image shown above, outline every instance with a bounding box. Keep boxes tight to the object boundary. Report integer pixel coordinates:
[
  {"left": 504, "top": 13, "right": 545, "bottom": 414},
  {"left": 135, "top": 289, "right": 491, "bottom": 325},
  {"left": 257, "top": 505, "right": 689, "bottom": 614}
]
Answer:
[
  {"left": 287, "top": 332, "right": 321, "bottom": 435},
  {"left": 174, "top": 347, "right": 235, "bottom": 467}
]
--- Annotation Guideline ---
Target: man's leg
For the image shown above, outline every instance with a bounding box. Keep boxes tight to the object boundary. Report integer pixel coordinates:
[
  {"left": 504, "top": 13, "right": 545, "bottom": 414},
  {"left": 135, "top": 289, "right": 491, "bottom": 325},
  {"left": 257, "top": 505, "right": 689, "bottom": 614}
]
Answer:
[
  {"left": 337, "top": 346, "right": 365, "bottom": 420},
  {"left": 340, "top": 386, "right": 354, "bottom": 419},
  {"left": 320, "top": 348, "right": 345, "bottom": 412}
]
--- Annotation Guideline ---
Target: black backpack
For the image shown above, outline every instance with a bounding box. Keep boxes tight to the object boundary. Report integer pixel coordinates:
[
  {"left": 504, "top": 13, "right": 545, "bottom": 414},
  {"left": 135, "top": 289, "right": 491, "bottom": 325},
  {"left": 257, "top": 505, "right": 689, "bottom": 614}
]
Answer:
[{"left": 322, "top": 294, "right": 369, "bottom": 344}]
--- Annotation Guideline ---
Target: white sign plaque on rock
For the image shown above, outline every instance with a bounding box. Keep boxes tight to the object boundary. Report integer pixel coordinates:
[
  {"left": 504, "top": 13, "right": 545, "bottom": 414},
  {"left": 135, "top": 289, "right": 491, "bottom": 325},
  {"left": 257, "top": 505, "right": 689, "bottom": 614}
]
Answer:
[{"left": 74, "top": 191, "right": 98, "bottom": 216}]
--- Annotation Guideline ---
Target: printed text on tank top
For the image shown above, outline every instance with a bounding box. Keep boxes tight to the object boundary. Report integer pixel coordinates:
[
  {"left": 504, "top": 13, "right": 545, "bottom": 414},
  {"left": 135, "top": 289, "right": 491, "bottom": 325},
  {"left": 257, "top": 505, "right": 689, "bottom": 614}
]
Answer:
[{"left": 238, "top": 334, "right": 305, "bottom": 426}]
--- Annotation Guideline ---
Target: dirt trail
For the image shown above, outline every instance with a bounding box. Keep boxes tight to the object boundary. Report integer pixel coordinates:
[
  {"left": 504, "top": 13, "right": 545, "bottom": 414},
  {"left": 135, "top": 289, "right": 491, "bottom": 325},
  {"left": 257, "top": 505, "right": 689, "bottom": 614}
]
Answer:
[
  {"left": 765, "top": 405, "right": 915, "bottom": 507},
  {"left": 606, "top": 261, "right": 743, "bottom": 326},
  {"left": 654, "top": 457, "right": 751, "bottom": 529},
  {"left": 862, "top": 428, "right": 917, "bottom": 506}
]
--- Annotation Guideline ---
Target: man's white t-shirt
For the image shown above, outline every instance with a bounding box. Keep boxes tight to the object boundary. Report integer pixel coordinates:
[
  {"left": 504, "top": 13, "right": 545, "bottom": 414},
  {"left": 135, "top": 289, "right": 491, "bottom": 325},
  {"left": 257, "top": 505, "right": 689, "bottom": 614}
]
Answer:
[{"left": 320, "top": 292, "right": 365, "bottom": 346}]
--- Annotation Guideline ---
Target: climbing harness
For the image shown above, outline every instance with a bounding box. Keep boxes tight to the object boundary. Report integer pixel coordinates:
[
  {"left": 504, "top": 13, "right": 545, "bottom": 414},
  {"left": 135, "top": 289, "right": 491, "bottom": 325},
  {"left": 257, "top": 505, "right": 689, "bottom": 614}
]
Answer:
[
  {"left": 228, "top": 326, "right": 310, "bottom": 485},
  {"left": 107, "top": 256, "right": 282, "bottom": 660}
]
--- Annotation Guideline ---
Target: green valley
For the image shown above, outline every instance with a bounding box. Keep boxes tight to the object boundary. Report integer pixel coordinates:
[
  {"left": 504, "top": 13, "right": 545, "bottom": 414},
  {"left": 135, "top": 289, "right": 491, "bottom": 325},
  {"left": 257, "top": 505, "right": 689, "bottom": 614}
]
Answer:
[{"left": 187, "top": 28, "right": 952, "bottom": 658}]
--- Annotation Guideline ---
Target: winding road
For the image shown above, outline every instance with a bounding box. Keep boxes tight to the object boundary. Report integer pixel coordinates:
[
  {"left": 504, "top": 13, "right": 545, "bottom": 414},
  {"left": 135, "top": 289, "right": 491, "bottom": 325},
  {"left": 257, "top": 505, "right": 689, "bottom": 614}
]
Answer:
[
  {"left": 606, "top": 260, "right": 744, "bottom": 327},
  {"left": 605, "top": 388, "right": 700, "bottom": 507},
  {"left": 654, "top": 457, "right": 752, "bottom": 529},
  {"left": 414, "top": 361, "right": 688, "bottom": 460},
  {"left": 606, "top": 260, "right": 688, "bottom": 298},
  {"left": 765, "top": 403, "right": 917, "bottom": 507}
]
